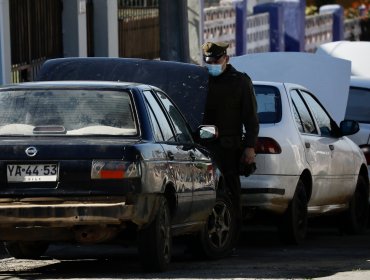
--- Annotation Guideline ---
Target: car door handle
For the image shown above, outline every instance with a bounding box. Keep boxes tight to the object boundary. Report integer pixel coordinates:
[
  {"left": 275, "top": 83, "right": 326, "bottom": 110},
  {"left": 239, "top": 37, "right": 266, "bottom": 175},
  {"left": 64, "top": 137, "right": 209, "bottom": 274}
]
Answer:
[
  {"left": 305, "top": 142, "right": 311, "bottom": 148},
  {"left": 189, "top": 151, "right": 196, "bottom": 161},
  {"left": 329, "top": 144, "right": 334, "bottom": 151},
  {"left": 167, "top": 151, "right": 174, "bottom": 160}
]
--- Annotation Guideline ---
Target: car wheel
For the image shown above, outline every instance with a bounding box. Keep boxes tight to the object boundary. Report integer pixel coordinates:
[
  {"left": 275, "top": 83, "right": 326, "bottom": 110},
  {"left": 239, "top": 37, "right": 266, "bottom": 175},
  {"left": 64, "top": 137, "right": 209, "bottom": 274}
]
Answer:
[
  {"left": 138, "top": 196, "right": 171, "bottom": 272},
  {"left": 340, "top": 175, "right": 369, "bottom": 234},
  {"left": 278, "top": 179, "right": 308, "bottom": 245},
  {"left": 189, "top": 192, "right": 236, "bottom": 259},
  {"left": 4, "top": 241, "right": 49, "bottom": 259}
]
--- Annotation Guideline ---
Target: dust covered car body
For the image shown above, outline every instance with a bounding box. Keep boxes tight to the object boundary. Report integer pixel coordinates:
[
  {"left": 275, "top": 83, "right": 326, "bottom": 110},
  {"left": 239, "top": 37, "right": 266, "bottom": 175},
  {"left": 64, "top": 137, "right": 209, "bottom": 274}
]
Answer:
[{"left": 0, "top": 78, "right": 229, "bottom": 271}]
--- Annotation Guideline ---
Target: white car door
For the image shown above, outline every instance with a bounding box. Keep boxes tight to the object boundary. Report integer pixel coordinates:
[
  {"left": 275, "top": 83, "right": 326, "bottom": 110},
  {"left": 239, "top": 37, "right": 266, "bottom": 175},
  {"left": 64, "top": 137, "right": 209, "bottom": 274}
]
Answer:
[
  {"left": 290, "top": 89, "right": 333, "bottom": 207},
  {"left": 300, "top": 90, "right": 356, "bottom": 206}
]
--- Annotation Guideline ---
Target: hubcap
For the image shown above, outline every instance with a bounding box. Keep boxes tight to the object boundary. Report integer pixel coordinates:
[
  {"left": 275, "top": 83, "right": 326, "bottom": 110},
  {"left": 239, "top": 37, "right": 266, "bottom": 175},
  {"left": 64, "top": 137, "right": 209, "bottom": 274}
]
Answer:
[{"left": 207, "top": 201, "right": 231, "bottom": 248}]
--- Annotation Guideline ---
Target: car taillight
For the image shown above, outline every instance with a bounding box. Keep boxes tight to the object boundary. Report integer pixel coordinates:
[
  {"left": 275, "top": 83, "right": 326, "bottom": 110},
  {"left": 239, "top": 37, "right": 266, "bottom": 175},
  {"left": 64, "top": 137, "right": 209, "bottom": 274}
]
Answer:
[
  {"left": 255, "top": 137, "right": 282, "bottom": 154},
  {"left": 91, "top": 160, "right": 141, "bottom": 179},
  {"left": 207, "top": 164, "right": 215, "bottom": 181},
  {"left": 360, "top": 144, "right": 370, "bottom": 165}
]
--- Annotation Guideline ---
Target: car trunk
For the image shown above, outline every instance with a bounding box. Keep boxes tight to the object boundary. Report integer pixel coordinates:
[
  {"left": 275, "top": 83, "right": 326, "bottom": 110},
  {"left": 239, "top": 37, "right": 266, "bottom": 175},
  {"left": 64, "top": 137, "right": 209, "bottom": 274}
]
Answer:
[{"left": 0, "top": 137, "right": 141, "bottom": 197}]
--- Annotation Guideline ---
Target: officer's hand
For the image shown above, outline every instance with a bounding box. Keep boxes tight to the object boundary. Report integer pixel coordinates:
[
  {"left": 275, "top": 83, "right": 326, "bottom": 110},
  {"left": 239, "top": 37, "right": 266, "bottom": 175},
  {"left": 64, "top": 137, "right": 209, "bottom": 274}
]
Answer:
[
  {"left": 242, "top": 147, "right": 256, "bottom": 164},
  {"left": 239, "top": 148, "right": 257, "bottom": 177}
]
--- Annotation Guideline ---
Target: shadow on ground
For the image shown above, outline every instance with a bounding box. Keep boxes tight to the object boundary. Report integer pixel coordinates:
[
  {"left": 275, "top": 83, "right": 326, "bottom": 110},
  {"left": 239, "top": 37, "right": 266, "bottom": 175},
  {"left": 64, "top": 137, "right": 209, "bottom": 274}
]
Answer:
[{"left": 0, "top": 226, "right": 370, "bottom": 279}]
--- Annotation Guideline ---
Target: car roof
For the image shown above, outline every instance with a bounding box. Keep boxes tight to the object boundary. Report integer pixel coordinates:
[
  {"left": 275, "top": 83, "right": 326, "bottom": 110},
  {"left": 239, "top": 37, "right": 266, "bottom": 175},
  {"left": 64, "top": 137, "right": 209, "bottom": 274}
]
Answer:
[
  {"left": 0, "top": 80, "right": 146, "bottom": 90},
  {"left": 350, "top": 76, "right": 370, "bottom": 89},
  {"left": 253, "top": 80, "right": 307, "bottom": 89},
  {"left": 316, "top": 41, "right": 370, "bottom": 78}
]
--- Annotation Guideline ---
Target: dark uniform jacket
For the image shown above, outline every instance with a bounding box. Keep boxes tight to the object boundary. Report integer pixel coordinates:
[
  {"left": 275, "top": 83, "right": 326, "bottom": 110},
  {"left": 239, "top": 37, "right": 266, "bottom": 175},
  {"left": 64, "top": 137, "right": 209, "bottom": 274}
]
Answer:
[{"left": 202, "top": 64, "right": 259, "bottom": 174}]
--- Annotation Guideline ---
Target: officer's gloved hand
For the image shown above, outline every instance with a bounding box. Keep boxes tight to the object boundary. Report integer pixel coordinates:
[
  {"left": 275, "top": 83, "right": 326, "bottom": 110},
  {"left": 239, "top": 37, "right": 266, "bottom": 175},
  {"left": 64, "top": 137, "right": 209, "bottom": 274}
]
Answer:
[
  {"left": 239, "top": 162, "right": 256, "bottom": 177},
  {"left": 239, "top": 147, "right": 257, "bottom": 177}
]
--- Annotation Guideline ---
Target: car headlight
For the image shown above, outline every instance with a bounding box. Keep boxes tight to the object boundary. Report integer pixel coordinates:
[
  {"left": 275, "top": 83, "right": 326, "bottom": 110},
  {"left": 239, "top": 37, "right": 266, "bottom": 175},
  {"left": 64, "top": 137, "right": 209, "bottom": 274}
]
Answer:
[{"left": 91, "top": 160, "right": 141, "bottom": 179}]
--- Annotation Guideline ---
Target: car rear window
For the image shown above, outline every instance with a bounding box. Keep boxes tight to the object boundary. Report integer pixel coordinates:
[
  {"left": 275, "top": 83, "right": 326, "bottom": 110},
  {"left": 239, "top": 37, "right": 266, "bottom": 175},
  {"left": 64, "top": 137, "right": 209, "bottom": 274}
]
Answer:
[
  {"left": 345, "top": 86, "right": 370, "bottom": 124},
  {"left": 254, "top": 85, "right": 282, "bottom": 124},
  {"left": 0, "top": 89, "right": 137, "bottom": 136}
]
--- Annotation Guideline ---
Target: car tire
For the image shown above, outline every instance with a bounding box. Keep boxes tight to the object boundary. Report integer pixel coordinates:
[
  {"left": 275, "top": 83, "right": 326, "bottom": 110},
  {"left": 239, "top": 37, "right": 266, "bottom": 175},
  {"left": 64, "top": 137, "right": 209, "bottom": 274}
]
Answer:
[
  {"left": 188, "top": 192, "right": 236, "bottom": 259},
  {"left": 278, "top": 179, "right": 308, "bottom": 245},
  {"left": 137, "top": 196, "right": 171, "bottom": 272},
  {"left": 4, "top": 241, "right": 49, "bottom": 259},
  {"left": 340, "top": 175, "right": 369, "bottom": 234}
]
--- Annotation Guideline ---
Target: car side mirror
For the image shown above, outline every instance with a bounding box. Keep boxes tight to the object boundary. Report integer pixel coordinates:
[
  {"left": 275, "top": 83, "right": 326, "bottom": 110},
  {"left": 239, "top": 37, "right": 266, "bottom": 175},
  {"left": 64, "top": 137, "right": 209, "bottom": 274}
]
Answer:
[
  {"left": 198, "top": 125, "right": 218, "bottom": 141},
  {"left": 340, "top": 120, "right": 360, "bottom": 136}
]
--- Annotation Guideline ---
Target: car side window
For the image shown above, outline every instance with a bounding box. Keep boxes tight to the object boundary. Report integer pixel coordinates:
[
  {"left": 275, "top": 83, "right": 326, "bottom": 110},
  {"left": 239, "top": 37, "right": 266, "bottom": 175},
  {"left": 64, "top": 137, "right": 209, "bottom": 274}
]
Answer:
[
  {"left": 143, "top": 90, "right": 175, "bottom": 142},
  {"left": 290, "top": 90, "right": 317, "bottom": 134},
  {"left": 254, "top": 85, "right": 282, "bottom": 124},
  {"left": 146, "top": 101, "right": 164, "bottom": 142},
  {"left": 155, "top": 91, "right": 194, "bottom": 143},
  {"left": 300, "top": 90, "right": 337, "bottom": 137},
  {"left": 345, "top": 86, "right": 370, "bottom": 123}
]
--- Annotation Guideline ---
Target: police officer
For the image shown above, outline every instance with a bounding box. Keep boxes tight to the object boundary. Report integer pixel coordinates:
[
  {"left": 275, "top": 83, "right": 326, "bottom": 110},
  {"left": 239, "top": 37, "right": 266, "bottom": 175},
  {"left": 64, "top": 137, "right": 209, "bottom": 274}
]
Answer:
[{"left": 201, "top": 41, "right": 259, "bottom": 238}]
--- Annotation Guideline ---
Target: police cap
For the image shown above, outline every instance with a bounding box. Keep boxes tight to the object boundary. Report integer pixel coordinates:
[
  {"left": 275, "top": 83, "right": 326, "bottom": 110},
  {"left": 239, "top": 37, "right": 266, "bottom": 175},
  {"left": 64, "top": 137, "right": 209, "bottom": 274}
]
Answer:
[{"left": 202, "top": 41, "right": 229, "bottom": 63}]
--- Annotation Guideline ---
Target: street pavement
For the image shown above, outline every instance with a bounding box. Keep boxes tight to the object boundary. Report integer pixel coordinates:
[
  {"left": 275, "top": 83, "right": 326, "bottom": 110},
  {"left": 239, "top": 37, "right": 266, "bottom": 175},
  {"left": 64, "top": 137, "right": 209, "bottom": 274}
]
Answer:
[{"left": 0, "top": 225, "right": 369, "bottom": 280}]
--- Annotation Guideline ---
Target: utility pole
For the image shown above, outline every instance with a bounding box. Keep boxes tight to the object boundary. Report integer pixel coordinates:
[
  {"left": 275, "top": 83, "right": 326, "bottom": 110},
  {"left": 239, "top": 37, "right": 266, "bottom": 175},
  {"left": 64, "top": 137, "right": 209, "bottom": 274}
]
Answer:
[{"left": 159, "top": 0, "right": 190, "bottom": 62}]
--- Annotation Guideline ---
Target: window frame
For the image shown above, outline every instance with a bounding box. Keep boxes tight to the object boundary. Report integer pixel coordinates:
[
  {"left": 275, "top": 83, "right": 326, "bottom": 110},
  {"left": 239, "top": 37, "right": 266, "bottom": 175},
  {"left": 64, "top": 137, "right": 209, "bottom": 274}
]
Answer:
[
  {"left": 299, "top": 89, "right": 341, "bottom": 138},
  {"left": 154, "top": 90, "right": 194, "bottom": 144},
  {"left": 290, "top": 89, "right": 318, "bottom": 135},
  {"left": 345, "top": 86, "right": 370, "bottom": 124},
  {"left": 143, "top": 90, "right": 175, "bottom": 143},
  {"left": 254, "top": 85, "right": 282, "bottom": 124}
]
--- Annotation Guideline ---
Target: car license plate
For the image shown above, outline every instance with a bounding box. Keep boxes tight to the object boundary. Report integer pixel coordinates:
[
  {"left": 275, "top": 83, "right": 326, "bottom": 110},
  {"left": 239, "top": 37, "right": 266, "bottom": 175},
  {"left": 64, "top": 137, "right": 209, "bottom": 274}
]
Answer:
[{"left": 7, "top": 164, "right": 58, "bottom": 182}]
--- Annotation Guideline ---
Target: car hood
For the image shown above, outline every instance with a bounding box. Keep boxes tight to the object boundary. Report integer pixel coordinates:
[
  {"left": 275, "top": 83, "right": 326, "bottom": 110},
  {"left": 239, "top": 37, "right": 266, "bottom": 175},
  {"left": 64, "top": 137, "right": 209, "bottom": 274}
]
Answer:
[
  {"left": 230, "top": 52, "right": 351, "bottom": 124},
  {"left": 36, "top": 58, "right": 209, "bottom": 132}
]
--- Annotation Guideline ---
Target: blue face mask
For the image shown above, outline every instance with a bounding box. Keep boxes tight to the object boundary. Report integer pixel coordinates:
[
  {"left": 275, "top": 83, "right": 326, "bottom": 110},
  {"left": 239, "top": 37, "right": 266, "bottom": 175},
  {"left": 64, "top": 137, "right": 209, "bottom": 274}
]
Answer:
[{"left": 205, "top": 63, "right": 223, "bottom": 76}]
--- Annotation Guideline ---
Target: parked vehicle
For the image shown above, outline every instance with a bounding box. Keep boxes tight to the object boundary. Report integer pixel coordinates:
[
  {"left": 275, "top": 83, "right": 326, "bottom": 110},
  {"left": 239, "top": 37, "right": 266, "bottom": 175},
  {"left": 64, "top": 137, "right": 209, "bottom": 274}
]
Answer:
[
  {"left": 345, "top": 76, "right": 370, "bottom": 175},
  {"left": 316, "top": 43, "right": 370, "bottom": 169},
  {"left": 316, "top": 41, "right": 370, "bottom": 78},
  {"left": 241, "top": 81, "right": 369, "bottom": 244},
  {"left": 0, "top": 80, "right": 237, "bottom": 272}
]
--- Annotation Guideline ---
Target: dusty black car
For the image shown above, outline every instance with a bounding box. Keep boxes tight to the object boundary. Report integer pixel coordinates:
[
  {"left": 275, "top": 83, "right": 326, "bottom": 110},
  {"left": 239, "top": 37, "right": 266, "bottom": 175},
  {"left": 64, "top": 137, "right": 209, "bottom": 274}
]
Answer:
[{"left": 0, "top": 60, "right": 237, "bottom": 272}]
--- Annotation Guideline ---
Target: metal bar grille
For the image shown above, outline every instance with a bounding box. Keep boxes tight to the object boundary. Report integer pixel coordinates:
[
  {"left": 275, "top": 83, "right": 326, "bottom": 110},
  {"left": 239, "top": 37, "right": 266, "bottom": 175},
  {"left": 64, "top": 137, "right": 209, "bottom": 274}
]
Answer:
[
  {"left": 10, "top": 0, "right": 63, "bottom": 82},
  {"left": 118, "top": 0, "right": 160, "bottom": 59}
]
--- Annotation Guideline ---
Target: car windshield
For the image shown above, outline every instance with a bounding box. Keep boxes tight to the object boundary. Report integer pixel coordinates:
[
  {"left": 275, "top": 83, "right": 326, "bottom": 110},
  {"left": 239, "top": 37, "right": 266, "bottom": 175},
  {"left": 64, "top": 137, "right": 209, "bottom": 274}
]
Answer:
[
  {"left": 254, "top": 85, "right": 281, "bottom": 124},
  {"left": 345, "top": 86, "right": 370, "bottom": 124},
  {"left": 0, "top": 89, "right": 137, "bottom": 136}
]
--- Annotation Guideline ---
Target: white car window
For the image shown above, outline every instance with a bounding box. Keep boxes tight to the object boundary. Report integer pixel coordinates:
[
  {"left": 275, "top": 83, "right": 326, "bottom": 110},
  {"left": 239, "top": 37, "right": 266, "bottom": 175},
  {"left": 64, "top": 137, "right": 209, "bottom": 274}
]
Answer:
[
  {"left": 254, "top": 85, "right": 281, "bottom": 123},
  {"left": 290, "top": 90, "right": 317, "bottom": 134},
  {"left": 300, "top": 90, "right": 338, "bottom": 138}
]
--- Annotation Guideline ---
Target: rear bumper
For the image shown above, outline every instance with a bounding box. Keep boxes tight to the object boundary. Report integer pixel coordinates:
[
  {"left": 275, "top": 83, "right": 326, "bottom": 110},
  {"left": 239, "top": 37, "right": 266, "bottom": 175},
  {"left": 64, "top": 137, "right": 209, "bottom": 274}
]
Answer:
[
  {"left": 240, "top": 174, "right": 299, "bottom": 214},
  {"left": 0, "top": 195, "right": 161, "bottom": 228}
]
